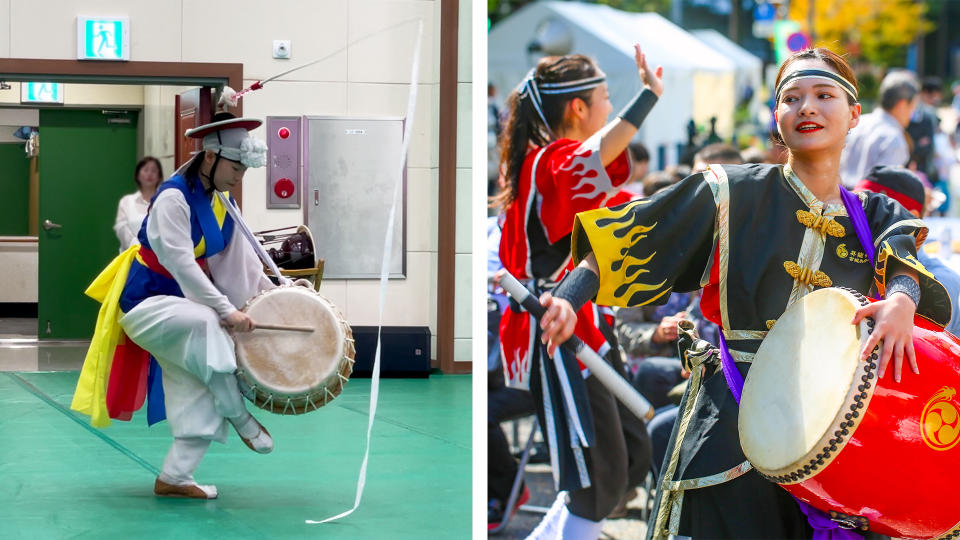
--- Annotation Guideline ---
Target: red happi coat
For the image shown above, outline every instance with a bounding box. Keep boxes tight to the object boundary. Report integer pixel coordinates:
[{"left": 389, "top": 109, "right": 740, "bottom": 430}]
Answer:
[{"left": 498, "top": 134, "right": 634, "bottom": 389}]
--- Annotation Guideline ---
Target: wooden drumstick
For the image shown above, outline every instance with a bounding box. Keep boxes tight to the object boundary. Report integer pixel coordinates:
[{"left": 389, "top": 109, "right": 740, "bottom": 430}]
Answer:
[{"left": 255, "top": 323, "right": 315, "bottom": 333}]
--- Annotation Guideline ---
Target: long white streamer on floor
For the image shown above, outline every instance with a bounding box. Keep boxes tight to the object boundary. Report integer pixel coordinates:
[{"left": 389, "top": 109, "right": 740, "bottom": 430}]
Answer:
[{"left": 305, "top": 19, "right": 423, "bottom": 525}]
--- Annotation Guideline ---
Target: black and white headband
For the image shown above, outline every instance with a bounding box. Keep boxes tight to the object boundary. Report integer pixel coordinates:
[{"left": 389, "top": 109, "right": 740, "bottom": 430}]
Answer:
[
  {"left": 538, "top": 75, "right": 606, "bottom": 95},
  {"left": 775, "top": 68, "right": 858, "bottom": 104},
  {"left": 517, "top": 69, "right": 607, "bottom": 137}
]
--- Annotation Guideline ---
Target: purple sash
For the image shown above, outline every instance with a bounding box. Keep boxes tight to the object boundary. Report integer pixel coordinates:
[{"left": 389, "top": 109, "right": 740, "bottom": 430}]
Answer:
[
  {"left": 712, "top": 186, "right": 872, "bottom": 538},
  {"left": 838, "top": 187, "right": 875, "bottom": 266},
  {"left": 717, "top": 331, "right": 744, "bottom": 404}
]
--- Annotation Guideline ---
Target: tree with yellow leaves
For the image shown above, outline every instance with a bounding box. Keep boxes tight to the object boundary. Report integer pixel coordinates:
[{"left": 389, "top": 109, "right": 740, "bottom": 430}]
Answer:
[{"left": 787, "top": 0, "right": 933, "bottom": 67}]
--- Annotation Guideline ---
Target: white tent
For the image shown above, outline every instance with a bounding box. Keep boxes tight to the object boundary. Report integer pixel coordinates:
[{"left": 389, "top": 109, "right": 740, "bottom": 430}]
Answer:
[
  {"left": 489, "top": 1, "right": 738, "bottom": 169},
  {"left": 691, "top": 29, "right": 764, "bottom": 116}
]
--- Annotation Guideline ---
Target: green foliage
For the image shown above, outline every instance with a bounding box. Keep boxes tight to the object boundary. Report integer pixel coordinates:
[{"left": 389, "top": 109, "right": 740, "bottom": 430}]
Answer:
[{"left": 788, "top": 0, "right": 933, "bottom": 69}]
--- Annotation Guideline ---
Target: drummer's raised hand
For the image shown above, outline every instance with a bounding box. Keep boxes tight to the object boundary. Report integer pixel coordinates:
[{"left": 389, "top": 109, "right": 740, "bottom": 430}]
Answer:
[
  {"left": 539, "top": 292, "right": 578, "bottom": 357},
  {"left": 222, "top": 310, "right": 256, "bottom": 333},
  {"left": 635, "top": 44, "right": 663, "bottom": 97},
  {"left": 851, "top": 293, "right": 918, "bottom": 383}
]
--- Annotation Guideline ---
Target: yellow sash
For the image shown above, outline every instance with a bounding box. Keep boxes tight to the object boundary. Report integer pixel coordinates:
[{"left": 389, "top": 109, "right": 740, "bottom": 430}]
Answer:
[
  {"left": 193, "top": 191, "right": 229, "bottom": 258},
  {"left": 70, "top": 244, "right": 140, "bottom": 427}
]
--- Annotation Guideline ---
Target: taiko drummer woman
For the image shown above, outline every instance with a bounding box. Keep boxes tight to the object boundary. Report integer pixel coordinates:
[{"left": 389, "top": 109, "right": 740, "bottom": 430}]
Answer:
[{"left": 539, "top": 48, "right": 951, "bottom": 538}]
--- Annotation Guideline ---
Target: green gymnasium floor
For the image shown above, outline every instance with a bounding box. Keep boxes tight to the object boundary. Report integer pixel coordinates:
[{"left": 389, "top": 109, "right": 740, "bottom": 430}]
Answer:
[{"left": 0, "top": 369, "right": 471, "bottom": 539}]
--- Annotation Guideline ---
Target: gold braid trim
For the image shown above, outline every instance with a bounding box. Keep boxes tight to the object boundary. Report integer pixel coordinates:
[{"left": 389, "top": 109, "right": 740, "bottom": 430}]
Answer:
[
  {"left": 765, "top": 320, "right": 777, "bottom": 330},
  {"left": 796, "top": 210, "right": 845, "bottom": 237},
  {"left": 784, "top": 261, "right": 833, "bottom": 287}
]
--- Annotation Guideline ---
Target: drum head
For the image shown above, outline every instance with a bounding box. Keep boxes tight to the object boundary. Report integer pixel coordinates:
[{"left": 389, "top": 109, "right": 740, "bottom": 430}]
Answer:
[
  {"left": 235, "top": 287, "right": 345, "bottom": 395},
  {"left": 739, "top": 288, "right": 870, "bottom": 474}
]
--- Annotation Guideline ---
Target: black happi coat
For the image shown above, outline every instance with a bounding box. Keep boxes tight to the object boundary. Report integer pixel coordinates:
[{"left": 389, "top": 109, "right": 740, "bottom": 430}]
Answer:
[{"left": 572, "top": 163, "right": 950, "bottom": 538}]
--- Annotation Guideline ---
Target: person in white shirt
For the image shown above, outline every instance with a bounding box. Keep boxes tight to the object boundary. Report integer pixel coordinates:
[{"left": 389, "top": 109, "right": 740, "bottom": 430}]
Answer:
[
  {"left": 839, "top": 70, "right": 919, "bottom": 187},
  {"left": 113, "top": 157, "right": 163, "bottom": 250}
]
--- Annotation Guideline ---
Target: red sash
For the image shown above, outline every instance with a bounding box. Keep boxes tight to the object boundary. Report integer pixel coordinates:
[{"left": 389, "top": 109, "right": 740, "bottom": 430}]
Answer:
[{"left": 138, "top": 246, "right": 210, "bottom": 278}]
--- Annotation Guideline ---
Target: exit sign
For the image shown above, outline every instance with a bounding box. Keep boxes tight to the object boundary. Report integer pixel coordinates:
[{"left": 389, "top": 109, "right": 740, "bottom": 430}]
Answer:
[
  {"left": 21, "top": 82, "right": 64, "bottom": 104},
  {"left": 77, "top": 16, "right": 129, "bottom": 61}
]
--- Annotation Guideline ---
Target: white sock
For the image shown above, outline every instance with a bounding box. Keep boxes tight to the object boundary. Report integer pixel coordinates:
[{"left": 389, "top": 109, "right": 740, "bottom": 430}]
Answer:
[
  {"left": 525, "top": 491, "right": 567, "bottom": 540},
  {"left": 558, "top": 507, "right": 604, "bottom": 540},
  {"left": 228, "top": 413, "right": 273, "bottom": 453},
  {"left": 229, "top": 412, "right": 259, "bottom": 438},
  {"left": 159, "top": 437, "right": 211, "bottom": 485}
]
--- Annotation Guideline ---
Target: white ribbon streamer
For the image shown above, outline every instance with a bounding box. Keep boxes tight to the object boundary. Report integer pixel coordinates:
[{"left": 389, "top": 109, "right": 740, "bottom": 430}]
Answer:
[
  {"left": 306, "top": 19, "right": 423, "bottom": 525},
  {"left": 214, "top": 191, "right": 292, "bottom": 286}
]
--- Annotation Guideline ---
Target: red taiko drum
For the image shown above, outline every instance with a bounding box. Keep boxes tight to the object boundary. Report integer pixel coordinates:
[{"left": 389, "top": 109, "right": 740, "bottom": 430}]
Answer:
[{"left": 739, "top": 287, "right": 960, "bottom": 539}]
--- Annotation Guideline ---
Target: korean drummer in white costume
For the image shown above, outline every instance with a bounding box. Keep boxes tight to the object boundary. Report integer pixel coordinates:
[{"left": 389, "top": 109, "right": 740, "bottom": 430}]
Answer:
[{"left": 74, "top": 113, "right": 278, "bottom": 500}]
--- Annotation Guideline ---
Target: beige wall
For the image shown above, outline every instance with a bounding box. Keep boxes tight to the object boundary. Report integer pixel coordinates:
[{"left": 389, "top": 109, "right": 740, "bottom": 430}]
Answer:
[
  {"left": 0, "top": 0, "right": 472, "bottom": 364},
  {"left": 0, "top": 240, "right": 37, "bottom": 303}
]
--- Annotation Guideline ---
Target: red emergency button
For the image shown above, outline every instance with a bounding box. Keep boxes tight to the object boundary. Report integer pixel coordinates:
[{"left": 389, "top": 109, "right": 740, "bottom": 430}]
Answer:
[
  {"left": 274, "top": 178, "right": 295, "bottom": 198},
  {"left": 278, "top": 127, "right": 291, "bottom": 139}
]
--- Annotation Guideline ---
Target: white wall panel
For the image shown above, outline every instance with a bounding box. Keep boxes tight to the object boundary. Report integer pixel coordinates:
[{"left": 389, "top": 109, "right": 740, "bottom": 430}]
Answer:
[
  {"left": 347, "top": 1, "right": 436, "bottom": 84},
  {"left": 9, "top": 0, "right": 180, "bottom": 61},
  {"left": 181, "top": 1, "right": 348, "bottom": 81}
]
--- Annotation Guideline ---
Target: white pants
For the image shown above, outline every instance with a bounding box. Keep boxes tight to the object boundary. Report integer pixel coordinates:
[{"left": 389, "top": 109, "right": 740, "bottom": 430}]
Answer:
[{"left": 120, "top": 295, "right": 247, "bottom": 442}]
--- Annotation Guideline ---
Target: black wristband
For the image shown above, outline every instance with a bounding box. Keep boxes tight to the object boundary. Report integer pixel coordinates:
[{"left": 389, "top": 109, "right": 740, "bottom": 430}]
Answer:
[
  {"left": 617, "top": 88, "right": 658, "bottom": 128},
  {"left": 552, "top": 266, "right": 600, "bottom": 313},
  {"left": 886, "top": 274, "right": 921, "bottom": 306}
]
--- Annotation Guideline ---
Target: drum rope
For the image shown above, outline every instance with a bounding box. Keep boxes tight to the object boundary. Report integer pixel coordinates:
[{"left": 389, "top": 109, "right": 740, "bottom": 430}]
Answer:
[{"left": 306, "top": 19, "right": 424, "bottom": 525}]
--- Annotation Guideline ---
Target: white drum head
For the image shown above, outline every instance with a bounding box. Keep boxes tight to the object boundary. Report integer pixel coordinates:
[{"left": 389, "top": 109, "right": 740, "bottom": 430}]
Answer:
[
  {"left": 739, "top": 288, "right": 870, "bottom": 474},
  {"left": 235, "top": 287, "right": 345, "bottom": 395}
]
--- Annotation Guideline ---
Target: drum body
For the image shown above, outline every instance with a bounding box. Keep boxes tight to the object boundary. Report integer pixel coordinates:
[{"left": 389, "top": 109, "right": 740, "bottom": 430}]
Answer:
[
  {"left": 234, "top": 286, "right": 354, "bottom": 414},
  {"left": 739, "top": 287, "right": 960, "bottom": 539}
]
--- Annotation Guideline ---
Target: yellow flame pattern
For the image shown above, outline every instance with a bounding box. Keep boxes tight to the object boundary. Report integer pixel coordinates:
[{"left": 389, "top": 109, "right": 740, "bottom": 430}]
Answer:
[{"left": 573, "top": 199, "right": 670, "bottom": 307}]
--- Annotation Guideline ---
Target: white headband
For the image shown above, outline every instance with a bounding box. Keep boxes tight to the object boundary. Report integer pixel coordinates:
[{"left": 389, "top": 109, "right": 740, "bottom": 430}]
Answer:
[{"left": 516, "top": 70, "right": 606, "bottom": 137}]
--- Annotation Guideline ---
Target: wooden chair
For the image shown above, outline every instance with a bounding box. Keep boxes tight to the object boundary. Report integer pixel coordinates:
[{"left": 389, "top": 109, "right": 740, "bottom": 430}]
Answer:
[{"left": 265, "top": 258, "right": 325, "bottom": 291}]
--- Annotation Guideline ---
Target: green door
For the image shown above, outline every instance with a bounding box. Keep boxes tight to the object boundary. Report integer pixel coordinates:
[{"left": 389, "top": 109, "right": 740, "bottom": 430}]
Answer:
[
  {"left": 38, "top": 109, "right": 138, "bottom": 339},
  {"left": 0, "top": 143, "right": 31, "bottom": 236}
]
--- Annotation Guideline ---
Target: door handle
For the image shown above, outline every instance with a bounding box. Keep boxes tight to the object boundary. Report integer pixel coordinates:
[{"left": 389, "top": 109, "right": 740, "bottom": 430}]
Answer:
[{"left": 42, "top": 219, "right": 62, "bottom": 230}]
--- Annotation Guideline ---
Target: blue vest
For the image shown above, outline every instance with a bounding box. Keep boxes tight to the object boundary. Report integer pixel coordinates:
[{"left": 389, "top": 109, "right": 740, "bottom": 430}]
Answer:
[{"left": 119, "top": 174, "right": 236, "bottom": 313}]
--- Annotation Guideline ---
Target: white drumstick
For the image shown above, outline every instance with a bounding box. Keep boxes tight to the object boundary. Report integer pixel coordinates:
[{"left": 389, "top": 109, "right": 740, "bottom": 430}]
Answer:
[{"left": 500, "top": 272, "right": 655, "bottom": 421}]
